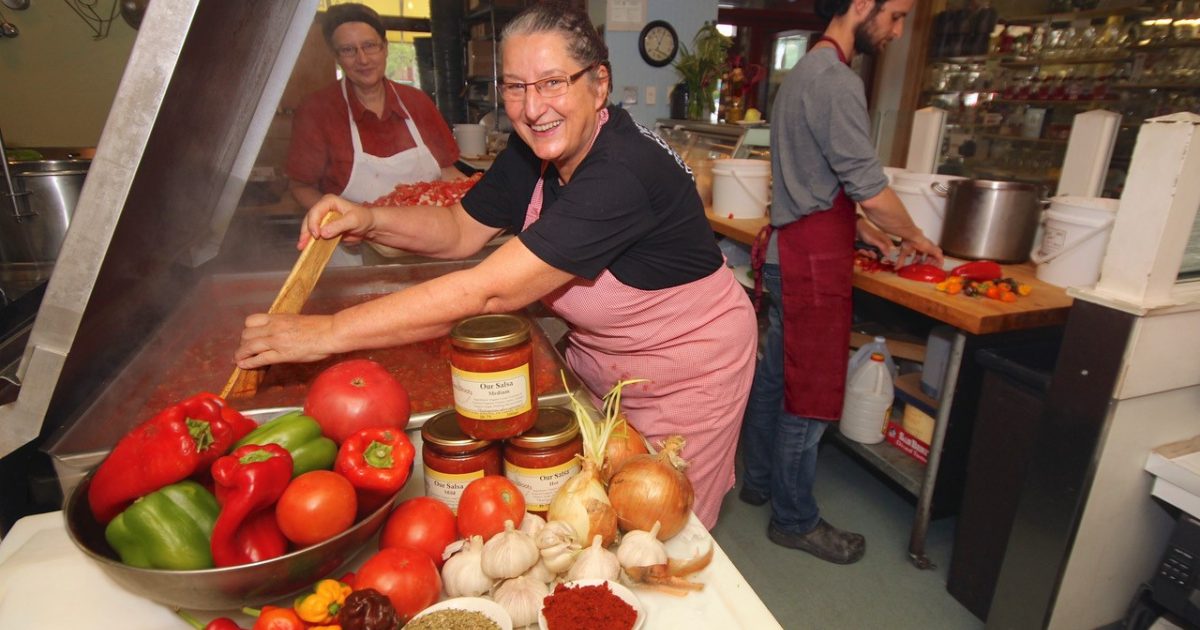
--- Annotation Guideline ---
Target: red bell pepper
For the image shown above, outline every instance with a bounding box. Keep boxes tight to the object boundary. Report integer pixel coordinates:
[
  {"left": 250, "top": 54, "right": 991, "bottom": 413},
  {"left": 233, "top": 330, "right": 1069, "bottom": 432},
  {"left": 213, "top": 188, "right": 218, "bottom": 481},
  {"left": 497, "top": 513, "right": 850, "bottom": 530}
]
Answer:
[
  {"left": 210, "top": 443, "right": 293, "bottom": 567},
  {"left": 950, "top": 260, "right": 1003, "bottom": 282},
  {"left": 226, "top": 508, "right": 289, "bottom": 565},
  {"left": 335, "top": 428, "right": 415, "bottom": 514},
  {"left": 88, "top": 392, "right": 255, "bottom": 524},
  {"left": 896, "top": 263, "right": 948, "bottom": 283}
]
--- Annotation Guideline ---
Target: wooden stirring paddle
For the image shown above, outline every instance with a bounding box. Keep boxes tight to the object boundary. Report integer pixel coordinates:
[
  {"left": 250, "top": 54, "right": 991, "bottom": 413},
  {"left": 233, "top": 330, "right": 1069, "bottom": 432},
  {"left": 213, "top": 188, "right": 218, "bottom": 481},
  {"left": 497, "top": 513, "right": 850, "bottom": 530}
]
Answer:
[{"left": 221, "top": 211, "right": 344, "bottom": 399}]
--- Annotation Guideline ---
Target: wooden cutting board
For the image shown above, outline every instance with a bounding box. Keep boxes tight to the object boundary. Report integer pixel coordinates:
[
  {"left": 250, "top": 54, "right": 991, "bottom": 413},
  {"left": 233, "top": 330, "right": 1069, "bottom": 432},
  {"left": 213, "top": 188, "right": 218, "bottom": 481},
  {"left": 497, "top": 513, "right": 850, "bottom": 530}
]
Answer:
[{"left": 220, "top": 211, "right": 343, "bottom": 398}]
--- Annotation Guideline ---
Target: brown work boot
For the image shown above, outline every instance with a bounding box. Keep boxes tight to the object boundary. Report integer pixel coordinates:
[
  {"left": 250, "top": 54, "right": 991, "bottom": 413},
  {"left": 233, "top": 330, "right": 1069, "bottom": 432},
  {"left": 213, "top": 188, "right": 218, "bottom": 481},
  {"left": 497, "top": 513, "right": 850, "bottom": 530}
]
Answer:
[{"left": 767, "top": 519, "right": 866, "bottom": 564}]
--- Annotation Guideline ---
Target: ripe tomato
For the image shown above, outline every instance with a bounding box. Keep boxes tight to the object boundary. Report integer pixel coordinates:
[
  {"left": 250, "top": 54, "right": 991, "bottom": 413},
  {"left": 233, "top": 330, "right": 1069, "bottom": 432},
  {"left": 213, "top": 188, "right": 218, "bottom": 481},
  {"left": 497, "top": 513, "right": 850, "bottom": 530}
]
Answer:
[
  {"left": 275, "top": 470, "right": 357, "bottom": 546},
  {"left": 355, "top": 547, "right": 441, "bottom": 624},
  {"left": 456, "top": 475, "right": 525, "bottom": 541},
  {"left": 305, "top": 359, "right": 411, "bottom": 444},
  {"left": 380, "top": 497, "right": 458, "bottom": 568}
]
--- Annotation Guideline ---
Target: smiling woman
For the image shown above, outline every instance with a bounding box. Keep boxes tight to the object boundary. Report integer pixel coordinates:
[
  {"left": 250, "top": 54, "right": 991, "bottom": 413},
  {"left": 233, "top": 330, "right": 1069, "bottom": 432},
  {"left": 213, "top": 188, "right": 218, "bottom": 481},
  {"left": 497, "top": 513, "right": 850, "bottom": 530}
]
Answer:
[{"left": 236, "top": 1, "right": 758, "bottom": 530}]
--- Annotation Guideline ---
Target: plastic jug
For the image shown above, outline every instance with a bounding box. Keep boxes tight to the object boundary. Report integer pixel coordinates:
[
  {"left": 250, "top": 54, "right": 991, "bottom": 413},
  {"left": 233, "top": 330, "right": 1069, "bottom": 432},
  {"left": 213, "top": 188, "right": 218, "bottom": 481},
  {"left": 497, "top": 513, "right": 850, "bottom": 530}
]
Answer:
[
  {"left": 840, "top": 353, "right": 894, "bottom": 444},
  {"left": 848, "top": 336, "right": 898, "bottom": 381}
]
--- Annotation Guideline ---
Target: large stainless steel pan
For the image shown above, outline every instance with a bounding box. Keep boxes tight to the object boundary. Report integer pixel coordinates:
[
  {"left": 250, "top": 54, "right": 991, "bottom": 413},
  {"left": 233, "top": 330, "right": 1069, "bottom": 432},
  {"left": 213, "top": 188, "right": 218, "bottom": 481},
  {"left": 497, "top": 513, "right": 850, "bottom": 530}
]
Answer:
[
  {"left": 0, "top": 159, "right": 90, "bottom": 265},
  {"left": 935, "top": 179, "right": 1043, "bottom": 263}
]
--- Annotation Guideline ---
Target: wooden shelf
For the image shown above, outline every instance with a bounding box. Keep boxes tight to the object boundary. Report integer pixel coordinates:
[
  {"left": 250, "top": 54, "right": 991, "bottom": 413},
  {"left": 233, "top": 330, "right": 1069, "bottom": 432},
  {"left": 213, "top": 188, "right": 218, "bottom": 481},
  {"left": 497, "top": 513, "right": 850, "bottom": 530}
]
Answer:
[
  {"left": 1112, "top": 82, "right": 1200, "bottom": 90},
  {"left": 979, "top": 133, "right": 1068, "bottom": 146},
  {"left": 1002, "top": 4, "right": 1149, "bottom": 25},
  {"left": 829, "top": 428, "right": 925, "bottom": 497},
  {"left": 1131, "top": 40, "right": 1200, "bottom": 51},
  {"left": 1000, "top": 55, "right": 1131, "bottom": 67},
  {"left": 991, "top": 98, "right": 1119, "bottom": 106}
]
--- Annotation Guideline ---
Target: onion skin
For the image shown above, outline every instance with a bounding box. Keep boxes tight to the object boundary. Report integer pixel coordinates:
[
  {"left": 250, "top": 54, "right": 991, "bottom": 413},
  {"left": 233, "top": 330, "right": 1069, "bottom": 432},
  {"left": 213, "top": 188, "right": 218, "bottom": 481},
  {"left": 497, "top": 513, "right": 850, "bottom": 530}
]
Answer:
[
  {"left": 600, "top": 418, "right": 649, "bottom": 484},
  {"left": 546, "top": 460, "right": 617, "bottom": 547},
  {"left": 607, "top": 437, "right": 694, "bottom": 540}
]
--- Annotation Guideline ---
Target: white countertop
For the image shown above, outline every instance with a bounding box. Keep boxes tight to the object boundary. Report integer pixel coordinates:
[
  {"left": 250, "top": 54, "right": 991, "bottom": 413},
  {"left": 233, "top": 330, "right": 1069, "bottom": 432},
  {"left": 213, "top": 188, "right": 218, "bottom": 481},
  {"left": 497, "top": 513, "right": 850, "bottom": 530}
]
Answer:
[{"left": 0, "top": 509, "right": 781, "bottom": 629}]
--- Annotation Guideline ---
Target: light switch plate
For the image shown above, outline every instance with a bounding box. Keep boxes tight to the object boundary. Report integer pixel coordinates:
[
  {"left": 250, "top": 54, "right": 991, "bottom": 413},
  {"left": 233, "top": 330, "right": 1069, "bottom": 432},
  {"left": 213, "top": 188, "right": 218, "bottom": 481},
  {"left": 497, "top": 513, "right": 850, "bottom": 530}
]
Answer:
[
  {"left": 646, "top": 85, "right": 657, "bottom": 105},
  {"left": 622, "top": 86, "right": 638, "bottom": 106}
]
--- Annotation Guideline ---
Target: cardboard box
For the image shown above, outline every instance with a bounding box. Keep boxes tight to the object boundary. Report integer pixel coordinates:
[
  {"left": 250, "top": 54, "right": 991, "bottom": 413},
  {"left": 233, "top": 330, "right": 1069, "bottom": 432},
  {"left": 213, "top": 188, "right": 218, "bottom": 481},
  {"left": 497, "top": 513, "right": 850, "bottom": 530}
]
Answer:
[
  {"left": 467, "top": 40, "right": 499, "bottom": 78},
  {"left": 885, "top": 420, "right": 930, "bottom": 465}
]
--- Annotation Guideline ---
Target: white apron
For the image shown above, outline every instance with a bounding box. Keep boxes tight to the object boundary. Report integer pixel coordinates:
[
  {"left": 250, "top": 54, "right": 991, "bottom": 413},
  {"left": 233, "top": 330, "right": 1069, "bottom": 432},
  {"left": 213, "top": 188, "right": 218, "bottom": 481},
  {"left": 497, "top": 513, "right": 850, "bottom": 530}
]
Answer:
[{"left": 330, "top": 79, "right": 443, "bottom": 266}]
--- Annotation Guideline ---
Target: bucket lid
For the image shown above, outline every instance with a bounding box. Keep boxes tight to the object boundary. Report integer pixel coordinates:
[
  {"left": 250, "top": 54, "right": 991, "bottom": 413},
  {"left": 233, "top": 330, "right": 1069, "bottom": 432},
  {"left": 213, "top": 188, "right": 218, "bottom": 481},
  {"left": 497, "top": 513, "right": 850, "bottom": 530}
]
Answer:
[
  {"left": 1044, "top": 207, "right": 1114, "bottom": 228},
  {"left": 712, "top": 158, "right": 770, "bottom": 173},
  {"left": 1048, "top": 196, "right": 1119, "bottom": 214},
  {"left": 894, "top": 172, "right": 963, "bottom": 186}
]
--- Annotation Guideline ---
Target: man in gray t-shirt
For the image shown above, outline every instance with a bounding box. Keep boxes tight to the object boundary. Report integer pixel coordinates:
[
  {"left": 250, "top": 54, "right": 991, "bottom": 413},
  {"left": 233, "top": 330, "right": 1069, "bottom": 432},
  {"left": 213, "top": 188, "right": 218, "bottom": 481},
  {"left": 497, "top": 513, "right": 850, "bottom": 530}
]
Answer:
[{"left": 741, "top": 0, "right": 942, "bottom": 565}]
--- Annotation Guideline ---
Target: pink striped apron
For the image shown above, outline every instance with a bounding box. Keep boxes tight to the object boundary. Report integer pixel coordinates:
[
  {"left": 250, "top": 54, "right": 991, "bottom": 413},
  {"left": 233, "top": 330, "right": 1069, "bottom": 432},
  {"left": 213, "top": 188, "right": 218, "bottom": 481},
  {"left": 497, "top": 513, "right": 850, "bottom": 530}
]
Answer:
[{"left": 522, "top": 110, "right": 757, "bottom": 528}]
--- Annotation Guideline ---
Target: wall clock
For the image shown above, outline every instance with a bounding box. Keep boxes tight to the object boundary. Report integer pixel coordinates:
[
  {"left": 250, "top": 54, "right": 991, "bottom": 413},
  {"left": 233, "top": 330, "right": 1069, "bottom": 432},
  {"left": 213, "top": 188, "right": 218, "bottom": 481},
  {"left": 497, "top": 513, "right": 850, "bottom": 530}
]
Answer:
[{"left": 638, "top": 20, "right": 678, "bottom": 67}]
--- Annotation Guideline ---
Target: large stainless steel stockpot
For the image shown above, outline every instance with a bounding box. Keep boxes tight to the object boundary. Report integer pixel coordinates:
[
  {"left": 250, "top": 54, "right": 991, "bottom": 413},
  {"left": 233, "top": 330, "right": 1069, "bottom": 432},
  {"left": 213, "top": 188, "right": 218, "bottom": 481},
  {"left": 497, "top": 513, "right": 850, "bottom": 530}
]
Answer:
[
  {"left": 0, "top": 159, "right": 90, "bottom": 265},
  {"left": 938, "top": 179, "right": 1042, "bottom": 263}
]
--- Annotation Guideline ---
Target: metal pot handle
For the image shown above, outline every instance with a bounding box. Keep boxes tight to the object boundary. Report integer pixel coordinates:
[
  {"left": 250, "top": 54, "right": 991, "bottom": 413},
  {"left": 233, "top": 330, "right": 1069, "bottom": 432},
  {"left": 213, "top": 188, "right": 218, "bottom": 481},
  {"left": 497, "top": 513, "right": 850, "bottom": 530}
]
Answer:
[
  {"left": 1029, "top": 217, "right": 1115, "bottom": 265},
  {"left": 930, "top": 181, "right": 950, "bottom": 197}
]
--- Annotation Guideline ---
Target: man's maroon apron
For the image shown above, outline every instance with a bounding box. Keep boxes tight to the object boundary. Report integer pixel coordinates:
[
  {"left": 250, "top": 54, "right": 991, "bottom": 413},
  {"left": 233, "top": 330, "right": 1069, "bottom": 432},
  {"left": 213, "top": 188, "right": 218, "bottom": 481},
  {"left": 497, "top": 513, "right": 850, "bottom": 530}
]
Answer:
[{"left": 754, "top": 36, "right": 857, "bottom": 421}]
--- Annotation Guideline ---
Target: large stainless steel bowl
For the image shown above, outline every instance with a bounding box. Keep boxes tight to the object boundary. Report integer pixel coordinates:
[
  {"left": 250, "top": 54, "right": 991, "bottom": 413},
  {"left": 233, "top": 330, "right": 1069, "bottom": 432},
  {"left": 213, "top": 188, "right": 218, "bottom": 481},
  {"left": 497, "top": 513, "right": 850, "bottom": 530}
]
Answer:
[{"left": 62, "top": 409, "right": 400, "bottom": 611}]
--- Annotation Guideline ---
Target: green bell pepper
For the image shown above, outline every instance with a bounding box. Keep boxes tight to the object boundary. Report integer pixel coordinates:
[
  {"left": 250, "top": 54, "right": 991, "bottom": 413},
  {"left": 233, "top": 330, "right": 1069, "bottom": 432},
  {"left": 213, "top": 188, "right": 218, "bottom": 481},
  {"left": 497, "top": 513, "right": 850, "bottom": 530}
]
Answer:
[
  {"left": 104, "top": 480, "right": 220, "bottom": 570},
  {"left": 233, "top": 410, "right": 337, "bottom": 477}
]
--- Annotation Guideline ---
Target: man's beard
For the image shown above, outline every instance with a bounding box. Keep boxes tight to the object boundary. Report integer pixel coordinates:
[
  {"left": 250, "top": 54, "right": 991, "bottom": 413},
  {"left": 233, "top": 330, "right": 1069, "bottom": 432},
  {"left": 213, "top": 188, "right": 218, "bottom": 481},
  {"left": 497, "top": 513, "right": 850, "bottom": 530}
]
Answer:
[{"left": 853, "top": 5, "right": 886, "bottom": 56}]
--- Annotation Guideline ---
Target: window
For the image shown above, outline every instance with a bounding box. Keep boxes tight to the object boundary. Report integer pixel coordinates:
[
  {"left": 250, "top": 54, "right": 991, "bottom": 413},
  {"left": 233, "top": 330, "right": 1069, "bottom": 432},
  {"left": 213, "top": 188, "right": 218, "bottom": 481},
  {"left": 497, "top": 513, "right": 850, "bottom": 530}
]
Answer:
[{"left": 322, "top": 0, "right": 431, "bottom": 89}]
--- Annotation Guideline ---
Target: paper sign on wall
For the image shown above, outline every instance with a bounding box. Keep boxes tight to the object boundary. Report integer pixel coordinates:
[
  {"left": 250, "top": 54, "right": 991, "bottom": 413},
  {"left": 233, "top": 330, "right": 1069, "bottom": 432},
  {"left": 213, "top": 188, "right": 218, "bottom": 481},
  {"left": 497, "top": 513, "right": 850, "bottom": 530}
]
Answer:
[{"left": 607, "top": 0, "right": 646, "bottom": 32}]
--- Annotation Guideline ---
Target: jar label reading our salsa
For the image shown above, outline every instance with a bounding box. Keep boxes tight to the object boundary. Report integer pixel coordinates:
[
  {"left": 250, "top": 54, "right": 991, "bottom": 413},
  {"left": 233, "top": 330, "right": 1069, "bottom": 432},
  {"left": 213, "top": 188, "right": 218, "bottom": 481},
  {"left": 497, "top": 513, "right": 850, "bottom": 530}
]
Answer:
[
  {"left": 423, "top": 466, "right": 486, "bottom": 512},
  {"left": 504, "top": 459, "right": 582, "bottom": 512},
  {"left": 451, "top": 364, "right": 532, "bottom": 420}
]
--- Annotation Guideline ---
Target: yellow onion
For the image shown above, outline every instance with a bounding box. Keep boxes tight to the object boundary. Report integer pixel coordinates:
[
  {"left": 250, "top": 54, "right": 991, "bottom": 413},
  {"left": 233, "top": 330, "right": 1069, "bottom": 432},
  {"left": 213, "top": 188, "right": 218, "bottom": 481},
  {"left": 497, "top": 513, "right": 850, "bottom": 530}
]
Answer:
[
  {"left": 607, "top": 435, "right": 694, "bottom": 540},
  {"left": 546, "top": 459, "right": 617, "bottom": 547},
  {"left": 600, "top": 416, "right": 649, "bottom": 483}
]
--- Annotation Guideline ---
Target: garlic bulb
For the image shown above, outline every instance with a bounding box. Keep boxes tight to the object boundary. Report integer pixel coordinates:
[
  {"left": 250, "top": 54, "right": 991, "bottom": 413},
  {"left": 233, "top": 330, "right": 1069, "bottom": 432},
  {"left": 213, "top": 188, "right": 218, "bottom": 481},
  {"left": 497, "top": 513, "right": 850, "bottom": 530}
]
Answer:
[
  {"left": 534, "top": 520, "right": 577, "bottom": 550},
  {"left": 540, "top": 540, "right": 580, "bottom": 574},
  {"left": 567, "top": 534, "right": 620, "bottom": 582},
  {"left": 442, "top": 535, "right": 492, "bottom": 597},
  {"left": 493, "top": 576, "right": 549, "bottom": 629},
  {"left": 519, "top": 512, "right": 546, "bottom": 537},
  {"left": 481, "top": 520, "right": 539, "bottom": 579},
  {"left": 523, "top": 557, "right": 556, "bottom": 584},
  {"left": 617, "top": 521, "right": 668, "bottom": 569}
]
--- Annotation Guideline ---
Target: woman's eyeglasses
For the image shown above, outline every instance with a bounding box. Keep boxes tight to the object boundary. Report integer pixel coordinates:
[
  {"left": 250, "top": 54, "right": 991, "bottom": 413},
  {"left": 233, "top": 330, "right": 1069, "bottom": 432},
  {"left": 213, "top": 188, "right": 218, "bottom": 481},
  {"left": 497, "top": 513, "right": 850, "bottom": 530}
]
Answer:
[
  {"left": 335, "top": 40, "right": 385, "bottom": 59},
  {"left": 497, "top": 63, "right": 598, "bottom": 101}
]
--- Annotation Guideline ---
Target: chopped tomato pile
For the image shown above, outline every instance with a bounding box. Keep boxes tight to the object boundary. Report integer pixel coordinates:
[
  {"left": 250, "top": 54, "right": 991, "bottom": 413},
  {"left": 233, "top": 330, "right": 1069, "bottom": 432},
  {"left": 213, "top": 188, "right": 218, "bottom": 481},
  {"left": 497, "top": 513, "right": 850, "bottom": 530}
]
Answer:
[
  {"left": 366, "top": 173, "right": 483, "bottom": 208},
  {"left": 936, "top": 275, "right": 1032, "bottom": 302}
]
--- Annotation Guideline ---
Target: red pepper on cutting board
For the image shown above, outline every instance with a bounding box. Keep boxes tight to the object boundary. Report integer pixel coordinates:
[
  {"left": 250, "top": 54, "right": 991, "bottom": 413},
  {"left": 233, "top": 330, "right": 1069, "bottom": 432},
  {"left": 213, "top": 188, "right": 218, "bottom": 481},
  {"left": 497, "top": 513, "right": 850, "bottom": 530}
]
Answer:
[
  {"left": 88, "top": 392, "right": 256, "bottom": 524},
  {"left": 335, "top": 428, "right": 415, "bottom": 513},
  {"left": 950, "top": 260, "right": 1003, "bottom": 282},
  {"left": 210, "top": 443, "right": 293, "bottom": 567},
  {"left": 896, "top": 263, "right": 948, "bottom": 283}
]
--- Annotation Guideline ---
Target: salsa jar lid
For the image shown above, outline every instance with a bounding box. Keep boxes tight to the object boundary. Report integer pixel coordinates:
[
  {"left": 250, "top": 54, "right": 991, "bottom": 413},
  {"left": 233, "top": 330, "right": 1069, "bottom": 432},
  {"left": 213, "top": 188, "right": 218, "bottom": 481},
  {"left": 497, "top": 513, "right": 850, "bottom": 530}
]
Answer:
[
  {"left": 450, "top": 314, "right": 531, "bottom": 351},
  {"left": 421, "top": 410, "right": 493, "bottom": 453},
  {"left": 506, "top": 406, "right": 579, "bottom": 449}
]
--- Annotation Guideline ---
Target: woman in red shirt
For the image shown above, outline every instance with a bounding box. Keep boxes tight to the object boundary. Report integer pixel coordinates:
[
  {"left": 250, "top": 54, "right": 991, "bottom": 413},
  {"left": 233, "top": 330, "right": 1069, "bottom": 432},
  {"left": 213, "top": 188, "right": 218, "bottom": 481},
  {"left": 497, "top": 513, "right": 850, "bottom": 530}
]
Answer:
[{"left": 286, "top": 3, "right": 461, "bottom": 212}]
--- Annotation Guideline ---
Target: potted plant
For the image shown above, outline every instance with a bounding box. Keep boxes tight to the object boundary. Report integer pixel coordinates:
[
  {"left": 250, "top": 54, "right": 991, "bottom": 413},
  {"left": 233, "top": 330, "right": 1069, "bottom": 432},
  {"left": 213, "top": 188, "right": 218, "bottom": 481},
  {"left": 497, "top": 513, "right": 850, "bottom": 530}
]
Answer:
[{"left": 673, "top": 22, "right": 732, "bottom": 121}]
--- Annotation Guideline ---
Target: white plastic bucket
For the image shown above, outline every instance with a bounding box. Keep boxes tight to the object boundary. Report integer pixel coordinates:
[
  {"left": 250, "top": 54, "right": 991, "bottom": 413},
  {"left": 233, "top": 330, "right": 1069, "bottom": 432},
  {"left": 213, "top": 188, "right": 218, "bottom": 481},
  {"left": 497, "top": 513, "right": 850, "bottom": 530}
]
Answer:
[
  {"left": 712, "top": 159, "right": 771, "bottom": 219},
  {"left": 453, "top": 123, "right": 487, "bottom": 158},
  {"left": 891, "top": 172, "right": 964, "bottom": 245},
  {"left": 1031, "top": 196, "right": 1119, "bottom": 288},
  {"left": 882, "top": 166, "right": 907, "bottom": 186}
]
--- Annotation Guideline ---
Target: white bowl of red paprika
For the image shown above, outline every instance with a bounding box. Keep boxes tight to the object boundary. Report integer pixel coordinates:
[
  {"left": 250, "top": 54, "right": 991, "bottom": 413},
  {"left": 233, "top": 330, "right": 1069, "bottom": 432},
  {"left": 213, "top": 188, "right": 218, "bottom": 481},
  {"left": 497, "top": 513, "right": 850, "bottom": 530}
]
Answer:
[
  {"left": 62, "top": 407, "right": 404, "bottom": 611},
  {"left": 538, "top": 579, "right": 644, "bottom": 630}
]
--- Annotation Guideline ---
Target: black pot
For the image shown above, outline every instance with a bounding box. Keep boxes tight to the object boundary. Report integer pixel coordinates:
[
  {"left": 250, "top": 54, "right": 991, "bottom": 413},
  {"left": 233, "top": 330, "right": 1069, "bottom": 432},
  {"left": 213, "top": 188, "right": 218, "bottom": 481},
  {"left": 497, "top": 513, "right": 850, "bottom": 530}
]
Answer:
[{"left": 669, "top": 82, "right": 689, "bottom": 120}]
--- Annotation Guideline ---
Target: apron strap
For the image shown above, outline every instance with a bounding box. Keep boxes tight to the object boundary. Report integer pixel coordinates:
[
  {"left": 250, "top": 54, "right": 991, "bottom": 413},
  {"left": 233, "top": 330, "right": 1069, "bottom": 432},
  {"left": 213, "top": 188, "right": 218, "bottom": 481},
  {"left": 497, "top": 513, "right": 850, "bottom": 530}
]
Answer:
[
  {"left": 750, "top": 224, "right": 773, "bottom": 313},
  {"left": 816, "top": 35, "right": 849, "bottom": 65}
]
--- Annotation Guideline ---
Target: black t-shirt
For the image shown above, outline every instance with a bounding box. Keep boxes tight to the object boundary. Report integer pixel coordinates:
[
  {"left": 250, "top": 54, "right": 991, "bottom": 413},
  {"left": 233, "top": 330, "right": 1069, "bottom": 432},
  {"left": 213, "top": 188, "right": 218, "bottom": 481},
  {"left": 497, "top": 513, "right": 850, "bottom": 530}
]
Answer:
[{"left": 460, "top": 106, "right": 723, "bottom": 290}]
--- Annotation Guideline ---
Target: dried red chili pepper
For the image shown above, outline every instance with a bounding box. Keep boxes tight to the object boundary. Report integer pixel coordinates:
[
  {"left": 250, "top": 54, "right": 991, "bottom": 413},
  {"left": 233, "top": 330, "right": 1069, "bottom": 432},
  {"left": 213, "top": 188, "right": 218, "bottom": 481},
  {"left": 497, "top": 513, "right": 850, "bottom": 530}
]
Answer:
[{"left": 541, "top": 582, "right": 637, "bottom": 630}]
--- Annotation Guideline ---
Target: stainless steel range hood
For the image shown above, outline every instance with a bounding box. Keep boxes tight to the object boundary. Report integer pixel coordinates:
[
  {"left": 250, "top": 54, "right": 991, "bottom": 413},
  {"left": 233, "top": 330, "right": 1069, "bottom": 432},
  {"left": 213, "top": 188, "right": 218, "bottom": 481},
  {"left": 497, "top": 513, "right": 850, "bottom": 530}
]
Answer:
[{"left": 0, "top": 0, "right": 318, "bottom": 459}]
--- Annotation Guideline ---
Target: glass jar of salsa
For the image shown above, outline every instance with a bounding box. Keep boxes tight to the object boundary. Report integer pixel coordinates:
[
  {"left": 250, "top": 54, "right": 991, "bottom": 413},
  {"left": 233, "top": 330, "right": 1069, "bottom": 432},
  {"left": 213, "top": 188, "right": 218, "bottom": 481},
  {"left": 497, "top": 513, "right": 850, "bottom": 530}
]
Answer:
[
  {"left": 421, "top": 410, "right": 502, "bottom": 512},
  {"left": 449, "top": 314, "right": 537, "bottom": 440},
  {"left": 504, "top": 407, "right": 583, "bottom": 516}
]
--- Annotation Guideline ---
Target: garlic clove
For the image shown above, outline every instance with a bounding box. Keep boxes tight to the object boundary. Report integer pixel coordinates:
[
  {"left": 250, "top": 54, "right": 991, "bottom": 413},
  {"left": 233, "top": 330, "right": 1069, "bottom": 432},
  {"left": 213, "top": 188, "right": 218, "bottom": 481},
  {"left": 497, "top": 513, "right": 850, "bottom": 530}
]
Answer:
[
  {"left": 442, "top": 535, "right": 492, "bottom": 598},
  {"left": 616, "top": 521, "right": 669, "bottom": 569},
  {"left": 493, "top": 575, "right": 550, "bottom": 629},
  {"left": 566, "top": 534, "right": 621, "bottom": 582},
  {"left": 519, "top": 512, "right": 546, "bottom": 537}
]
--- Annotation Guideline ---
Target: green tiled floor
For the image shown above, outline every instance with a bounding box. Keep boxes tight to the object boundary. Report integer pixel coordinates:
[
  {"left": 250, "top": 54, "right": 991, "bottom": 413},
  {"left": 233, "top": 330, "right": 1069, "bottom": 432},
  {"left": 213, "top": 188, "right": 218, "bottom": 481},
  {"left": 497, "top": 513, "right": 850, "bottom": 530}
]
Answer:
[{"left": 711, "top": 443, "right": 984, "bottom": 630}]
